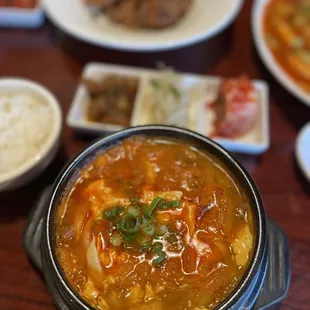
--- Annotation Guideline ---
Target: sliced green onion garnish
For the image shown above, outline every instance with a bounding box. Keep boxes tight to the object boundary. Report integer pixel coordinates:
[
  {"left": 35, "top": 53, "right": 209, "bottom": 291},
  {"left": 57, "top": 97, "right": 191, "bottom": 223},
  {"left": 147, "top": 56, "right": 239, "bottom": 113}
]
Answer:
[
  {"left": 141, "top": 215, "right": 150, "bottom": 224},
  {"left": 141, "top": 221, "right": 155, "bottom": 236},
  {"left": 122, "top": 233, "right": 137, "bottom": 244},
  {"left": 156, "top": 224, "right": 168, "bottom": 236},
  {"left": 145, "top": 197, "right": 165, "bottom": 218},
  {"left": 171, "top": 200, "right": 180, "bottom": 207},
  {"left": 128, "top": 206, "right": 140, "bottom": 217},
  {"left": 152, "top": 242, "right": 163, "bottom": 254},
  {"left": 118, "top": 214, "right": 140, "bottom": 234},
  {"left": 110, "top": 232, "right": 123, "bottom": 247},
  {"left": 140, "top": 239, "right": 152, "bottom": 251},
  {"left": 145, "top": 197, "right": 180, "bottom": 217},
  {"left": 165, "top": 200, "right": 180, "bottom": 209},
  {"left": 103, "top": 206, "right": 124, "bottom": 220},
  {"left": 103, "top": 196, "right": 181, "bottom": 254},
  {"left": 153, "top": 252, "right": 166, "bottom": 266},
  {"left": 159, "top": 200, "right": 180, "bottom": 210}
]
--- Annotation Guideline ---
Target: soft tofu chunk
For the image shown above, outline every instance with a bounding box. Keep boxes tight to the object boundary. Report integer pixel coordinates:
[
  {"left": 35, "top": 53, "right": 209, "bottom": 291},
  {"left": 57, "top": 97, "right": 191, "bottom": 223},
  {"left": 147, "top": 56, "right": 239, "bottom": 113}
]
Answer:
[
  {"left": 97, "top": 297, "right": 109, "bottom": 309},
  {"left": 128, "top": 284, "right": 144, "bottom": 306},
  {"left": 83, "top": 278, "right": 99, "bottom": 301},
  {"left": 83, "top": 179, "right": 129, "bottom": 207},
  {"left": 143, "top": 190, "right": 183, "bottom": 203},
  {"left": 82, "top": 179, "right": 112, "bottom": 198},
  {"left": 144, "top": 284, "right": 155, "bottom": 302},
  {"left": 144, "top": 161, "right": 157, "bottom": 185},
  {"left": 232, "top": 224, "right": 253, "bottom": 267},
  {"left": 83, "top": 179, "right": 130, "bottom": 219}
]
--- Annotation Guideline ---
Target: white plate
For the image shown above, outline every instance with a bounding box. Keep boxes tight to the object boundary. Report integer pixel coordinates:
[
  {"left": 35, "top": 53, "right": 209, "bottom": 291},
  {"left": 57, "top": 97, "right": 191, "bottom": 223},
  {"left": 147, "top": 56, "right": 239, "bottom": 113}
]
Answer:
[
  {"left": 0, "top": 2, "right": 44, "bottom": 28},
  {"left": 43, "top": 0, "right": 244, "bottom": 52},
  {"left": 252, "top": 0, "right": 310, "bottom": 106},
  {"left": 67, "top": 62, "right": 270, "bottom": 154},
  {"left": 296, "top": 123, "right": 310, "bottom": 182}
]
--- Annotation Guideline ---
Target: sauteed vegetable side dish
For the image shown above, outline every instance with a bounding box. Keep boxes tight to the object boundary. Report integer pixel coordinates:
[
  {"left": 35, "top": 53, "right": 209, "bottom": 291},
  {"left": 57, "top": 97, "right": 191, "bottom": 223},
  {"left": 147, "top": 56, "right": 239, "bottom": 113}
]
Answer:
[
  {"left": 83, "top": 74, "right": 139, "bottom": 126},
  {"left": 264, "top": 0, "right": 310, "bottom": 93},
  {"left": 56, "top": 137, "right": 255, "bottom": 310}
]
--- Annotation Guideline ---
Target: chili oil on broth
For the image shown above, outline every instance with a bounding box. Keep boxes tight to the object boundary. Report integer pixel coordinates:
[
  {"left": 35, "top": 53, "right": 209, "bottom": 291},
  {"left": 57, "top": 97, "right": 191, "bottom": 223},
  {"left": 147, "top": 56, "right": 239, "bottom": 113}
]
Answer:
[
  {"left": 56, "top": 136, "right": 255, "bottom": 310},
  {"left": 264, "top": 0, "right": 310, "bottom": 93}
]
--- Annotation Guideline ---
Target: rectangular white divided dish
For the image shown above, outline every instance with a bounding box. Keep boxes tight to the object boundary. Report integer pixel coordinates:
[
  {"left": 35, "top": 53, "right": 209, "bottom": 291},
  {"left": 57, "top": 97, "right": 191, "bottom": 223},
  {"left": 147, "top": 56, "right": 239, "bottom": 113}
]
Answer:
[
  {"left": 0, "top": 3, "right": 44, "bottom": 28},
  {"left": 67, "top": 62, "right": 270, "bottom": 154}
]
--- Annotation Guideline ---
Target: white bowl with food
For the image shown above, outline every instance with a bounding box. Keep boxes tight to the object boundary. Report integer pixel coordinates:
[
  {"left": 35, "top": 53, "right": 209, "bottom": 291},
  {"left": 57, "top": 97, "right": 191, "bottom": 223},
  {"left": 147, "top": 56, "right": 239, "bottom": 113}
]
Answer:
[
  {"left": 0, "top": 78, "right": 62, "bottom": 192},
  {"left": 43, "top": 0, "right": 244, "bottom": 51},
  {"left": 252, "top": 0, "right": 310, "bottom": 106}
]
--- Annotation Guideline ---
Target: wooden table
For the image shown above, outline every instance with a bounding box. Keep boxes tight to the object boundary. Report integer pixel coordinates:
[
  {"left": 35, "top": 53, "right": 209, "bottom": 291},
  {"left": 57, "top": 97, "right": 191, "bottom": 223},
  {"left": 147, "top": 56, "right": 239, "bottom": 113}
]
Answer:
[{"left": 0, "top": 1, "right": 309, "bottom": 309}]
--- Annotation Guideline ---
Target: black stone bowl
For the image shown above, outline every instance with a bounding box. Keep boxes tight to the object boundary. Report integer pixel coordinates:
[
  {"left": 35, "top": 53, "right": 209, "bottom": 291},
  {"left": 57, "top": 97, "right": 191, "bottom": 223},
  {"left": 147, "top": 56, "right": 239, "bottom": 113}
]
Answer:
[{"left": 24, "top": 125, "right": 290, "bottom": 310}]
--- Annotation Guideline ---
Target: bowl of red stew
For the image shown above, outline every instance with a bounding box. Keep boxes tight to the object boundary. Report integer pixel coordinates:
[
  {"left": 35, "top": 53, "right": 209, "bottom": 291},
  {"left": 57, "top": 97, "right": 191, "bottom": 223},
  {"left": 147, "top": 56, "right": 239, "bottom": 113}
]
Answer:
[{"left": 24, "top": 125, "right": 290, "bottom": 310}]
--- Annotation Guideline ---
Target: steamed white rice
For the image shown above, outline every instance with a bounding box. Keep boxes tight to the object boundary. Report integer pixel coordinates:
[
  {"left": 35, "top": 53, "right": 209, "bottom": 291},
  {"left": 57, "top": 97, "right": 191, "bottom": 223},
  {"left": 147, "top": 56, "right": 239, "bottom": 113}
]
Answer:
[{"left": 0, "top": 93, "right": 53, "bottom": 175}]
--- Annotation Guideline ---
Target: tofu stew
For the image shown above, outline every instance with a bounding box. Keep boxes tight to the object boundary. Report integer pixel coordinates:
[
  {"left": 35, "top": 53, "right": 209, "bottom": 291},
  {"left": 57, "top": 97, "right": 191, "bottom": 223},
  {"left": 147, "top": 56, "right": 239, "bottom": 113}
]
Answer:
[{"left": 55, "top": 136, "right": 255, "bottom": 310}]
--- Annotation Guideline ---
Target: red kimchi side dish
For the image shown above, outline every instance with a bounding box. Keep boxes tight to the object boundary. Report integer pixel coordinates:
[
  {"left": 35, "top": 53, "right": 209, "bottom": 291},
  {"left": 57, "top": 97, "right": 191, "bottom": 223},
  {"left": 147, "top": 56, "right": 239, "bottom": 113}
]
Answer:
[
  {"left": 211, "top": 76, "right": 259, "bottom": 138},
  {"left": 56, "top": 136, "right": 255, "bottom": 310}
]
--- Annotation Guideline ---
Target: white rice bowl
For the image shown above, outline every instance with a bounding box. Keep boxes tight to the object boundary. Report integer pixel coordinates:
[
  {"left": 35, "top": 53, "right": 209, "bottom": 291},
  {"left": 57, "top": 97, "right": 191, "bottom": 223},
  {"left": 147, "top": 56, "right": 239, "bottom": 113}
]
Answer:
[{"left": 0, "top": 78, "right": 62, "bottom": 191}]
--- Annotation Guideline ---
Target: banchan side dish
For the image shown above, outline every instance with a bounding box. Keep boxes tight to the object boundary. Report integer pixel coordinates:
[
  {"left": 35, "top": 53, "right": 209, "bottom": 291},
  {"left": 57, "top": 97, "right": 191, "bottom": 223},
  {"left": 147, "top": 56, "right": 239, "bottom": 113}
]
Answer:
[{"left": 42, "top": 126, "right": 272, "bottom": 310}]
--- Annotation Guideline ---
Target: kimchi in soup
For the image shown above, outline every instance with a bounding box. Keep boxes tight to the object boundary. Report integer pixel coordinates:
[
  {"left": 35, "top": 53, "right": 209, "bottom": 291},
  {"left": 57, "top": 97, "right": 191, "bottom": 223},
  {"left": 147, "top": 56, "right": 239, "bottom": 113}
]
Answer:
[{"left": 56, "top": 137, "right": 254, "bottom": 310}]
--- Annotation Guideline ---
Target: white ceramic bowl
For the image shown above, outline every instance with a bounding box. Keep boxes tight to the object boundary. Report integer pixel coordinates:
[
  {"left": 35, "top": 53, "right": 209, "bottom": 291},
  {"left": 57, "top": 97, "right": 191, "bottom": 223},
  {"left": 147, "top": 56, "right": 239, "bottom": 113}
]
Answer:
[
  {"left": 43, "top": 0, "right": 244, "bottom": 52},
  {"left": 252, "top": 0, "right": 310, "bottom": 106},
  {"left": 0, "top": 78, "right": 62, "bottom": 192}
]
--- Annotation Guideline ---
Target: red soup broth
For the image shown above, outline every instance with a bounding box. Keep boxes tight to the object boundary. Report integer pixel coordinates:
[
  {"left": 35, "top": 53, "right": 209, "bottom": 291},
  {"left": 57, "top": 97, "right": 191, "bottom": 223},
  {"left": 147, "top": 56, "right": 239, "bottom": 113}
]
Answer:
[{"left": 56, "top": 136, "right": 254, "bottom": 310}]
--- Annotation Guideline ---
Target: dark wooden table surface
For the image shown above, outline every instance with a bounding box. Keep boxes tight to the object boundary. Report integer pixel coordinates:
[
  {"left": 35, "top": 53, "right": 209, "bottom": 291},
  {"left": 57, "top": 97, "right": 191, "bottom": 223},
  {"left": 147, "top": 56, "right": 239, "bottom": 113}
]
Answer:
[{"left": 0, "top": 1, "right": 309, "bottom": 309}]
